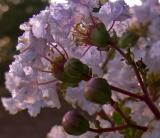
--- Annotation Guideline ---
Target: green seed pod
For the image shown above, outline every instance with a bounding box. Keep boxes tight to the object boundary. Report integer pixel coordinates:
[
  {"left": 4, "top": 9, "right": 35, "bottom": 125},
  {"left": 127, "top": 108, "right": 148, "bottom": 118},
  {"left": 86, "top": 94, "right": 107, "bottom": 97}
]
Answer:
[
  {"left": 59, "top": 71, "right": 81, "bottom": 86},
  {"left": 118, "top": 31, "right": 138, "bottom": 48},
  {"left": 51, "top": 56, "right": 81, "bottom": 86},
  {"left": 84, "top": 77, "right": 111, "bottom": 104},
  {"left": 64, "top": 58, "right": 90, "bottom": 79},
  {"left": 90, "top": 23, "right": 110, "bottom": 48},
  {"left": 64, "top": 58, "right": 84, "bottom": 78},
  {"left": 62, "top": 110, "right": 89, "bottom": 136}
]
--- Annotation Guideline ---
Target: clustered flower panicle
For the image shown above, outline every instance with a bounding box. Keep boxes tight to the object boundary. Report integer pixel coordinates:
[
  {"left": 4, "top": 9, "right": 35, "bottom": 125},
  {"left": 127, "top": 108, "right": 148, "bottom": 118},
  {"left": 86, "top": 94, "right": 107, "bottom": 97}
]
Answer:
[{"left": 2, "top": 0, "right": 160, "bottom": 138}]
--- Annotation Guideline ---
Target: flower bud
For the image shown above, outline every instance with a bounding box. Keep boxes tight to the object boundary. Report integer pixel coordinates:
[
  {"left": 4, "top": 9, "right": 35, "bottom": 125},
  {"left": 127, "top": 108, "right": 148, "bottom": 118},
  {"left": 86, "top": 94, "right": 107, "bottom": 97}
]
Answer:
[
  {"left": 118, "top": 32, "right": 138, "bottom": 48},
  {"left": 84, "top": 77, "right": 111, "bottom": 104},
  {"left": 64, "top": 58, "right": 90, "bottom": 80},
  {"left": 90, "top": 23, "right": 110, "bottom": 48},
  {"left": 62, "top": 110, "right": 89, "bottom": 136},
  {"left": 51, "top": 56, "right": 81, "bottom": 86},
  {"left": 59, "top": 71, "right": 81, "bottom": 86}
]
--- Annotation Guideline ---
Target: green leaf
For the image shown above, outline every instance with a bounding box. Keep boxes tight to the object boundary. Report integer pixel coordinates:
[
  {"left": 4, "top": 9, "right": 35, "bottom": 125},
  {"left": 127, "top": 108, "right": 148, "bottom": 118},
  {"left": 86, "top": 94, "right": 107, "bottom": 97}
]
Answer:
[
  {"left": 124, "top": 127, "right": 143, "bottom": 138},
  {"left": 112, "top": 112, "right": 123, "bottom": 125},
  {"left": 122, "top": 106, "right": 131, "bottom": 115}
]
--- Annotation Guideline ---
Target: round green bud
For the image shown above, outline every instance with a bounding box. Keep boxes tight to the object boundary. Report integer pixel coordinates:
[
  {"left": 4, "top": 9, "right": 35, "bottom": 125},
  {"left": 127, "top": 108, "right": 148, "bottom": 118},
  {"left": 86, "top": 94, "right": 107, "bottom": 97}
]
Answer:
[
  {"left": 58, "top": 71, "right": 81, "bottom": 86},
  {"left": 118, "top": 31, "right": 138, "bottom": 48},
  {"left": 62, "top": 110, "right": 89, "bottom": 136},
  {"left": 84, "top": 77, "right": 111, "bottom": 104},
  {"left": 64, "top": 58, "right": 90, "bottom": 80},
  {"left": 90, "top": 23, "right": 110, "bottom": 48},
  {"left": 64, "top": 58, "right": 84, "bottom": 78},
  {"left": 51, "top": 56, "right": 81, "bottom": 86}
]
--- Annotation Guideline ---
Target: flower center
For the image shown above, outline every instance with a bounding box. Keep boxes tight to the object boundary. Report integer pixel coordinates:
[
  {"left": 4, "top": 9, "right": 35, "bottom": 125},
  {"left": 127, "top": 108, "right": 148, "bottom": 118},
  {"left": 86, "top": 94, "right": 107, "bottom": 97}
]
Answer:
[{"left": 72, "top": 18, "right": 110, "bottom": 48}]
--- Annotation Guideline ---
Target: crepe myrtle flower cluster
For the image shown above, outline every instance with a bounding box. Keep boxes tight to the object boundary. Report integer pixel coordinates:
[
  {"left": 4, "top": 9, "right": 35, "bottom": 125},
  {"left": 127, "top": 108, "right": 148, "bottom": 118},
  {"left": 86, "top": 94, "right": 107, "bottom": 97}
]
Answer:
[{"left": 2, "top": 0, "right": 160, "bottom": 137}]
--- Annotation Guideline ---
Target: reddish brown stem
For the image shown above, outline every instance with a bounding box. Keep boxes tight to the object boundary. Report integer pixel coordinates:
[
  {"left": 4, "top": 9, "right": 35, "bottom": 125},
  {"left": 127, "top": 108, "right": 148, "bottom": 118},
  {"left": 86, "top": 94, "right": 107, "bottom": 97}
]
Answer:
[
  {"left": 143, "top": 97, "right": 160, "bottom": 119},
  {"left": 80, "top": 45, "right": 91, "bottom": 58},
  {"left": 132, "top": 61, "right": 148, "bottom": 96},
  {"left": 110, "top": 99, "right": 130, "bottom": 122},
  {"left": 130, "top": 124, "right": 147, "bottom": 131},
  {"left": 110, "top": 44, "right": 126, "bottom": 57},
  {"left": 50, "top": 43, "right": 66, "bottom": 60},
  {"left": 108, "top": 21, "right": 115, "bottom": 32},
  {"left": 41, "top": 55, "right": 54, "bottom": 64},
  {"left": 110, "top": 99, "right": 147, "bottom": 131},
  {"left": 97, "top": 110, "right": 115, "bottom": 127},
  {"left": 36, "top": 68, "right": 52, "bottom": 73},
  {"left": 110, "top": 44, "right": 147, "bottom": 95},
  {"left": 89, "top": 124, "right": 146, "bottom": 134},
  {"left": 110, "top": 85, "right": 144, "bottom": 100},
  {"left": 110, "top": 44, "right": 160, "bottom": 119},
  {"left": 57, "top": 42, "right": 69, "bottom": 59},
  {"left": 89, "top": 125, "right": 128, "bottom": 133},
  {"left": 38, "top": 79, "right": 58, "bottom": 85},
  {"left": 131, "top": 62, "right": 160, "bottom": 119}
]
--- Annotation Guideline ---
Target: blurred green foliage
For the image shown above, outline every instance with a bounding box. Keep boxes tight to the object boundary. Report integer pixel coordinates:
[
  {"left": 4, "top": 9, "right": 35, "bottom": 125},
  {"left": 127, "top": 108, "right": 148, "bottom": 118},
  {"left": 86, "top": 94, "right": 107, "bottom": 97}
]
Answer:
[{"left": 0, "top": 0, "right": 48, "bottom": 95}]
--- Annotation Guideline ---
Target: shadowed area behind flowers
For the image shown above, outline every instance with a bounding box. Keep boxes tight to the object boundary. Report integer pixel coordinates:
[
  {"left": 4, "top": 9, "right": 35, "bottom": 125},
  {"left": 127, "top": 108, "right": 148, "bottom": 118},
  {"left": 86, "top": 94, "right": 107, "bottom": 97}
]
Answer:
[{"left": 0, "top": 99, "right": 72, "bottom": 138}]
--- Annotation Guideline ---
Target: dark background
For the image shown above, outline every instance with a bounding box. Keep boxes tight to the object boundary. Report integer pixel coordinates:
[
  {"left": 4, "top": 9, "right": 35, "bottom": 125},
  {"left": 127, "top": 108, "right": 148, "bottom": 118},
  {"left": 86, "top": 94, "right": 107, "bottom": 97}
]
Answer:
[{"left": 0, "top": 1, "right": 70, "bottom": 138}]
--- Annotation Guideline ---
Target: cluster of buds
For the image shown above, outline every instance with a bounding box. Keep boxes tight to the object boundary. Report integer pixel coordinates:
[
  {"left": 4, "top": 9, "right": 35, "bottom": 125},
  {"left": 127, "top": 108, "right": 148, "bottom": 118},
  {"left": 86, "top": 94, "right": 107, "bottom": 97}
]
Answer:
[{"left": 51, "top": 56, "right": 91, "bottom": 86}]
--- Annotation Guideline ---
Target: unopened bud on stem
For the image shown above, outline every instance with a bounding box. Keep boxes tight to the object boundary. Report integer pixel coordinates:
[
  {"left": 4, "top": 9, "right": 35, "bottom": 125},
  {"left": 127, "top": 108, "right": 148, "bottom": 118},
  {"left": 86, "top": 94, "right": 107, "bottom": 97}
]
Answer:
[
  {"left": 84, "top": 77, "right": 111, "bottom": 104},
  {"left": 62, "top": 110, "right": 89, "bottom": 135}
]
